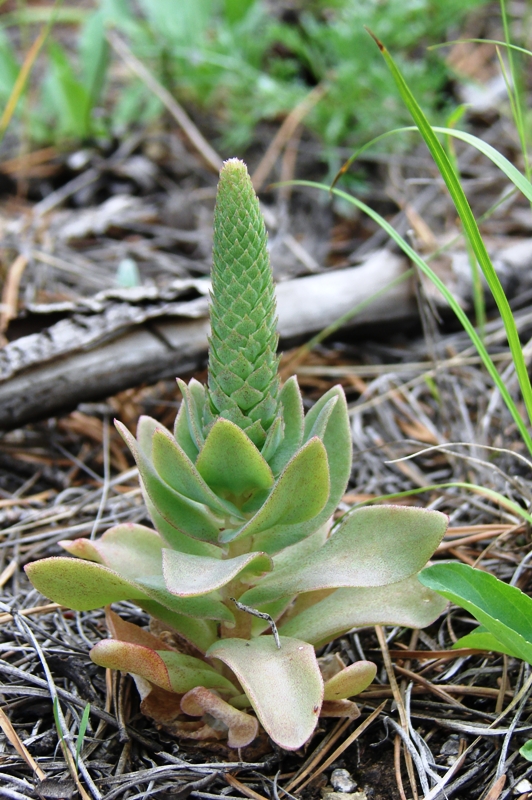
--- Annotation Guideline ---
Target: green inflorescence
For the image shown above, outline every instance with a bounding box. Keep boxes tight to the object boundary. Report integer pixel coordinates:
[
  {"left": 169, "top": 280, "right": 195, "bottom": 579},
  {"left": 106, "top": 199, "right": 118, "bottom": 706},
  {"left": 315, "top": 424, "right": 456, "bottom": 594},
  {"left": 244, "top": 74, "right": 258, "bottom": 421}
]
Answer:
[{"left": 205, "top": 159, "right": 280, "bottom": 448}]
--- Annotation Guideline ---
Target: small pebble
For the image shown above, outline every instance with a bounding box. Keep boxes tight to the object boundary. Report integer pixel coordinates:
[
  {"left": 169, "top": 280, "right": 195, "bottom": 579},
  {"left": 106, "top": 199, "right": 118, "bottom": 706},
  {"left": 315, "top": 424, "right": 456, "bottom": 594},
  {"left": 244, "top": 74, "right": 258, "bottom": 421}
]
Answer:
[
  {"left": 330, "top": 769, "right": 357, "bottom": 793},
  {"left": 514, "top": 778, "right": 532, "bottom": 794}
]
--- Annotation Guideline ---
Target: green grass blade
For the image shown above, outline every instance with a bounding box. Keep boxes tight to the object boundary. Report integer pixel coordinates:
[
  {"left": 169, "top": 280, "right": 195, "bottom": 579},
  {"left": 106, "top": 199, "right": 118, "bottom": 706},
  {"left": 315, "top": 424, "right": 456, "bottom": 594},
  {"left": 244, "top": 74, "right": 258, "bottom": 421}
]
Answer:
[
  {"left": 350, "top": 482, "right": 532, "bottom": 526},
  {"left": 368, "top": 31, "right": 532, "bottom": 439},
  {"left": 333, "top": 126, "right": 532, "bottom": 203},
  {"left": 429, "top": 39, "right": 532, "bottom": 58},
  {"left": 75, "top": 703, "right": 91, "bottom": 769},
  {"left": 289, "top": 178, "right": 532, "bottom": 455}
]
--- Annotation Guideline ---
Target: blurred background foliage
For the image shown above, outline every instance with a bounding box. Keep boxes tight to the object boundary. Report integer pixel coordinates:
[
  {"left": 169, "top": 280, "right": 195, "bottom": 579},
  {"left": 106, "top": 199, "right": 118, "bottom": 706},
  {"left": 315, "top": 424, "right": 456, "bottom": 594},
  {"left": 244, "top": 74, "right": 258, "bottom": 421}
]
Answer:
[{"left": 0, "top": 0, "right": 491, "bottom": 157}]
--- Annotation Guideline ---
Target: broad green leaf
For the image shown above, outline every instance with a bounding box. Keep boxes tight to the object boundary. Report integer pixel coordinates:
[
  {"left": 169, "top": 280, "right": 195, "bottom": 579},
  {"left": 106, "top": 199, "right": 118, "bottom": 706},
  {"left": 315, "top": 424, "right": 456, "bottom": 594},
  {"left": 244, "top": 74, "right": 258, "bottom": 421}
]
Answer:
[
  {"left": 520, "top": 740, "right": 532, "bottom": 762},
  {"left": 163, "top": 549, "right": 272, "bottom": 596},
  {"left": 208, "top": 636, "right": 323, "bottom": 750},
  {"left": 451, "top": 628, "right": 517, "bottom": 657},
  {"left": 323, "top": 661, "right": 377, "bottom": 701},
  {"left": 116, "top": 420, "right": 222, "bottom": 542},
  {"left": 240, "top": 505, "right": 447, "bottom": 606},
  {"left": 268, "top": 377, "right": 304, "bottom": 475},
  {"left": 181, "top": 687, "right": 258, "bottom": 748},
  {"left": 196, "top": 418, "right": 274, "bottom": 501},
  {"left": 220, "top": 437, "right": 330, "bottom": 543},
  {"left": 151, "top": 424, "right": 244, "bottom": 518},
  {"left": 279, "top": 574, "right": 447, "bottom": 645},
  {"left": 90, "top": 640, "right": 238, "bottom": 695},
  {"left": 419, "top": 563, "right": 532, "bottom": 664}
]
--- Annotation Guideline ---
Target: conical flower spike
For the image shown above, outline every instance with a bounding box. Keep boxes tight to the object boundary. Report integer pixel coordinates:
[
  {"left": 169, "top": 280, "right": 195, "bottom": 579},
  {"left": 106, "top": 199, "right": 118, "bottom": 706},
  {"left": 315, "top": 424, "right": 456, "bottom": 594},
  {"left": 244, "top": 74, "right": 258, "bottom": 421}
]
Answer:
[{"left": 206, "top": 159, "right": 280, "bottom": 447}]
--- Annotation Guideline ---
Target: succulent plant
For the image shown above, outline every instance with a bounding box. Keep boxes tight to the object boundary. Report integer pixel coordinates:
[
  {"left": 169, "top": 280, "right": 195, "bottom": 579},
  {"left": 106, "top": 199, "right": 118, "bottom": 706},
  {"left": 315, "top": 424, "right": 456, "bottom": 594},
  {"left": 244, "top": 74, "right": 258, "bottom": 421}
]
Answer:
[{"left": 26, "top": 159, "right": 448, "bottom": 751}]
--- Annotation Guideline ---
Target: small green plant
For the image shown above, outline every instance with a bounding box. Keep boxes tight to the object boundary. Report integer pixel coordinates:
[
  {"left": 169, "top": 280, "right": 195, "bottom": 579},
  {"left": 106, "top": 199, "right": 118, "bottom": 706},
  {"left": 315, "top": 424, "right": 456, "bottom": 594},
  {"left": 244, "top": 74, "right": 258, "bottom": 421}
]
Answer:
[
  {"left": 419, "top": 562, "right": 532, "bottom": 761},
  {"left": 2, "top": 0, "right": 488, "bottom": 150},
  {"left": 25, "top": 159, "right": 448, "bottom": 750}
]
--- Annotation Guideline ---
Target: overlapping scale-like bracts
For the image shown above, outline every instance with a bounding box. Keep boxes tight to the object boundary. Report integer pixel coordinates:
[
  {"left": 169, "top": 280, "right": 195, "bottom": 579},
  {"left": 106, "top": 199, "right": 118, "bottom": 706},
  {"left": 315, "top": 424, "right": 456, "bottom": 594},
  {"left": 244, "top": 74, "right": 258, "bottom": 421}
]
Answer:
[{"left": 206, "top": 159, "right": 279, "bottom": 447}]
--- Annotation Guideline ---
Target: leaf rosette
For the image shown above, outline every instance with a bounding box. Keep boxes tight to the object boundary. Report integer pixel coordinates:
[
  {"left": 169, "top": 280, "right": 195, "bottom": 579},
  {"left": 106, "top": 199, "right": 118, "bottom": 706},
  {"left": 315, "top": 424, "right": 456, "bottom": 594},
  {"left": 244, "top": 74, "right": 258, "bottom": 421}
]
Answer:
[{"left": 26, "top": 160, "right": 448, "bottom": 751}]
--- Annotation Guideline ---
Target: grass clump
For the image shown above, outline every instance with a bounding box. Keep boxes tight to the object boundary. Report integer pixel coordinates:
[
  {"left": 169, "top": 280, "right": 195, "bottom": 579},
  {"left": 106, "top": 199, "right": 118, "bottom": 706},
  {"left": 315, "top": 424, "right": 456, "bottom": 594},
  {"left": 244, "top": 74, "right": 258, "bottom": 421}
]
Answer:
[{"left": 0, "top": 0, "right": 489, "bottom": 153}]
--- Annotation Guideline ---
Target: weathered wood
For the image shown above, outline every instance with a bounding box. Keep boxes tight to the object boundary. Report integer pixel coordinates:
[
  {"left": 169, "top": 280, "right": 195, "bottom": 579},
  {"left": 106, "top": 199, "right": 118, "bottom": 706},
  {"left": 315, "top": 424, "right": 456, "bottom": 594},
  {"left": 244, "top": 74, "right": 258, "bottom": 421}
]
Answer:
[{"left": 0, "top": 250, "right": 414, "bottom": 430}]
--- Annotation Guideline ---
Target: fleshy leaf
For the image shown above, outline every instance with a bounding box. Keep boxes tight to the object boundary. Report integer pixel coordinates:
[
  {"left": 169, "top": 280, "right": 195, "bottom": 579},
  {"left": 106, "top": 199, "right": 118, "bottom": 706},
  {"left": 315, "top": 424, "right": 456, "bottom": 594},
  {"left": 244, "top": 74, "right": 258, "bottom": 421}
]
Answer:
[
  {"left": 116, "top": 420, "right": 222, "bottom": 543},
  {"left": 149, "top": 423, "right": 244, "bottom": 519},
  {"left": 419, "top": 562, "right": 532, "bottom": 664},
  {"left": 220, "top": 437, "right": 330, "bottom": 543},
  {"left": 60, "top": 525, "right": 231, "bottom": 621},
  {"left": 323, "top": 661, "right": 376, "bottom": 701},
  {"left": 303, "top": 386, "right": 352, "bottom": 512},
  {"left": 144, "top": 494, "right": 220, "bottom": 557},
  {"left": 305, "top": 396, "right": 338, "bottom": 441},
  {"left": 173, "top": 395, "right": 200, "bottom": 461},
  {"left": 181, "top": 686, "right": 259, "bottom": 748},
  {"left": 267, "top": 377, "right": 304, "bottom": 475},
  {"left": 177, "top": 378, "right": 206, "bottom": 451},
  {"left": 163, "top": 549, "right": 272, "bottom": 596},
  {"left": 25, "top": 556, "right": 233, "bottom": 622},
  {"left": 61, "top": 523, "right": 163, "bottom": 580},
  {"left": 279, "top": 574, "right": 447, "bottom": 645},
  {"left": 241, "top": 505, "right": 447, "bottom": 605},
  {"left": 207, "top": 636, "right": 323, "bottom": 750},
  {"left": 260, "top": 415, "right": 284, "bottom": 464},
  {"left": 196, "top": 418, "right": 274, "bottom": 501},
  {"left": 25, "top": 558, "right": 148, "bottom": 609},
  {"left": 90, "top": 640, "right": 238, "bottom": 696}
]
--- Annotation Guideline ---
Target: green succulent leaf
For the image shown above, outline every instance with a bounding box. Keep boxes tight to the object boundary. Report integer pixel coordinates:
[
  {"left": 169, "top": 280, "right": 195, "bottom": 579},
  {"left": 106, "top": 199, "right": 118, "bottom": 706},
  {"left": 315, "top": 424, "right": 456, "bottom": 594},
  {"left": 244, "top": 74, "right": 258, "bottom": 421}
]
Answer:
[
  {"left": 116, "top": 420, "right": 222, "bottom": 543},
  {"left": 267, "top": 376, "right": 304, "bottom": 475},
  {"left": 61, "top": 523, "right": 164, "bottom": 580},
  {"left": 279, "top": 574, "right": 447, "bottom": 645},
  {"left": 323, "top": 661, "right": 377, "bottom": 701},
  {"left": 419, "top": 562, "right": 532, "bottom": 664},
  {"left": 260, "top": 415, "right": 284, "bottom": 464},
  {"left": 25, "top": 557, "right": 233, "bottom": 623},
  {"left": 207, "top": 636, "right": 323, "bottom": 750},
  {"left": 25, "top": 557, "right": 148, "bottom": 610},
  {"left": 144, "top": 494, "right": 221, "bottom": 557},
  {"left": 207, "top": 159, "right": 280, "bottom": 447},
  {"left": 162, "top": 549, "right": 273, "bottom": 596},
  {"left": 220, "top": 437, "right": 330, "bottom": 543},
  {"left": 176, "top": 378, "right": 206, "bottom": 452},
  {"left": 150, "top": 423, "right": 244, "bottom": 518},
  {"left": 195, "top": 418, "right": 274, "bottom": 502},
  {"left": 241, "top": 505, "right": 448, "bottom": 606},
  {"left": 305, "top": 396, "right": 338, "bottom": 441},
  {"left": 90, "top": 640, "right": 238, "bottom": 696},
  {"left": 173, "top": 391, "right": 200, "bottom": 461},
  {"left": 304, "top": 385, "right": 352, "bottom": 512}
]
